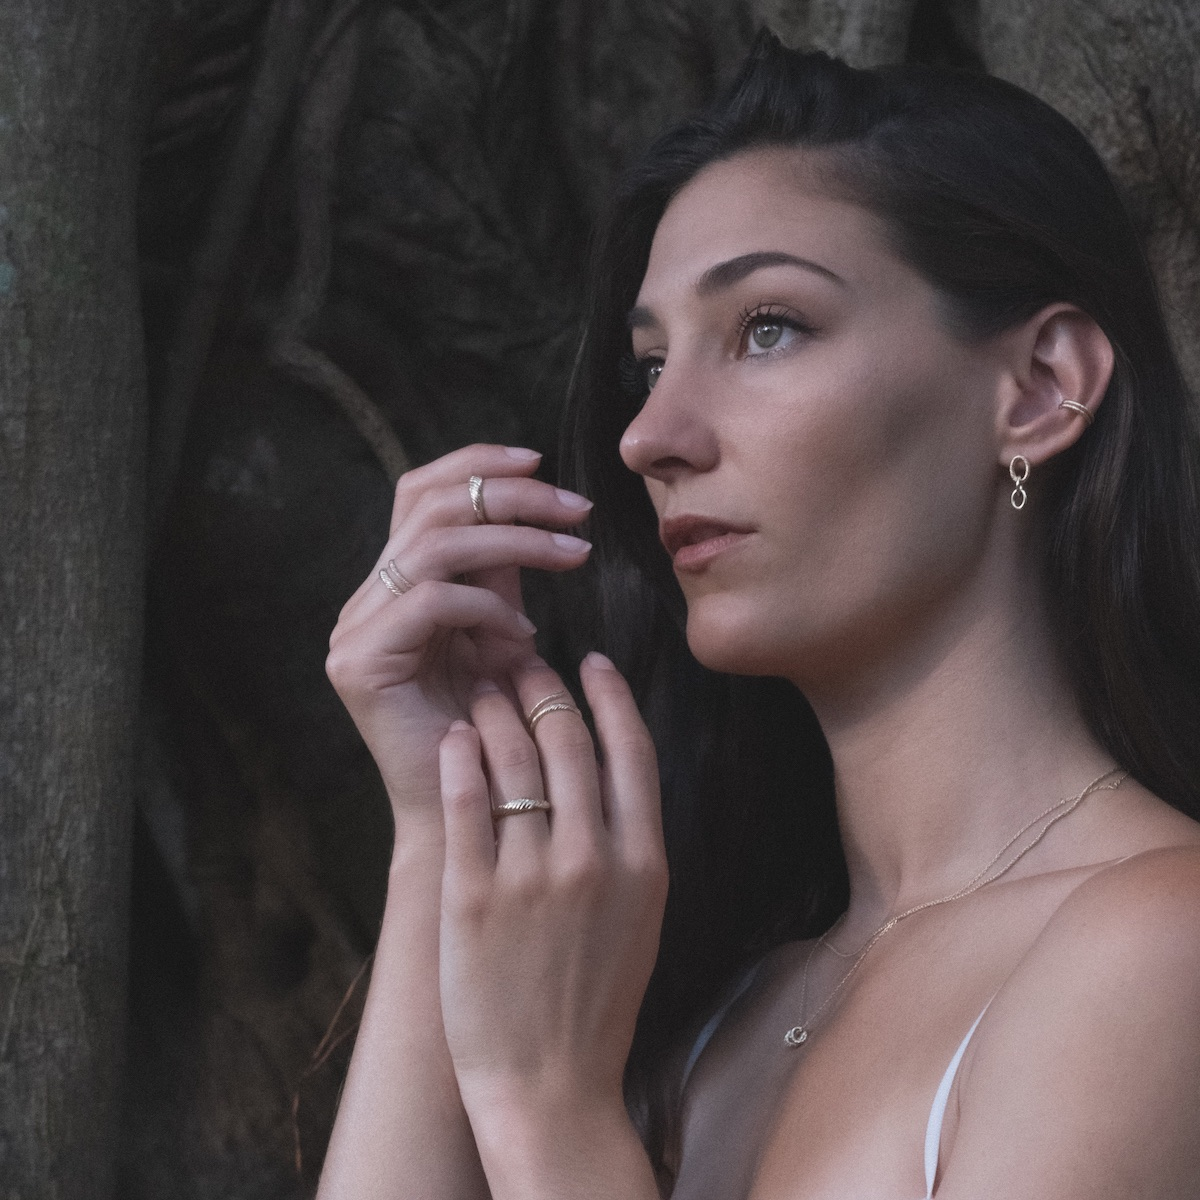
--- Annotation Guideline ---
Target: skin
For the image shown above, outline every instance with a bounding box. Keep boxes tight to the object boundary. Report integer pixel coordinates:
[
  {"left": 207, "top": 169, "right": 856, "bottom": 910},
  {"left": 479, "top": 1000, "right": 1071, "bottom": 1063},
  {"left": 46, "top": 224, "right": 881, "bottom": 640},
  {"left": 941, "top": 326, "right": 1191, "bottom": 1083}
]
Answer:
[{"left": 318, "top": 145, "right": 1200, "bottom": 1200}]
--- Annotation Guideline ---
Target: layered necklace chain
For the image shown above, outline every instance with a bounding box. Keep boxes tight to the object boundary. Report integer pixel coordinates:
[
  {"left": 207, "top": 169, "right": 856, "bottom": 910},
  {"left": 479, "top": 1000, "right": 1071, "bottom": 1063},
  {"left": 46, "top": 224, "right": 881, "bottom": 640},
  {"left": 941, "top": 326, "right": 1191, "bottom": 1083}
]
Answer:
[{"left": 783, "top": 766, "right": 1129, "bottom": 1047}]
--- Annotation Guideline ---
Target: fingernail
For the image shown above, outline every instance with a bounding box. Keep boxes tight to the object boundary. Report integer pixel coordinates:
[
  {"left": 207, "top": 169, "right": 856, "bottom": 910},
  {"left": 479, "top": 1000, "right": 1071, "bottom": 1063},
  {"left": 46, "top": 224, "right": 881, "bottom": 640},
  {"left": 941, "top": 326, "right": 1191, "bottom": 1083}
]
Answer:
[
  {"left": 583, "top": 651, "right": 616, "bottom": 671},
  {"left": 504, "top": 446, "right": 541, "bottom": 460},
  {"left": 552, "top": 533, "right": 592, "bottom": 552},
  {"left": 555, "top": 488, "right": 593, "bottom": 510},
  {"left": 471, "top": 678, "right": 501, "bottom": 696},
  {"left": 515, "top": 613, "right": 537, "bottom": 635},
  {"left": 449, "top": 719, "right": 473, "bottom": 732}
]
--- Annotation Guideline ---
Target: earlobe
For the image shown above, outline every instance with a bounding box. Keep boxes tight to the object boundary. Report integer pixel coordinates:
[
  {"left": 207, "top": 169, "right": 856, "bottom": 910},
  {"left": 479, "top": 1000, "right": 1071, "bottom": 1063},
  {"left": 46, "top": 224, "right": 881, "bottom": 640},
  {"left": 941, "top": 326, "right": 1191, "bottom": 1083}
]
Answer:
[{"left": 996, "top": 303, "right": 1114, "bottom": 468}]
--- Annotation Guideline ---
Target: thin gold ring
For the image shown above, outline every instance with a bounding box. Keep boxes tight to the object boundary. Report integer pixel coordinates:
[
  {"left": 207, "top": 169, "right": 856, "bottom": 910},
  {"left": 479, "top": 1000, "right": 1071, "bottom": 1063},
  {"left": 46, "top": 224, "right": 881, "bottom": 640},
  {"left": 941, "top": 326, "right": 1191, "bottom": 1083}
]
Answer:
[
  {"left": 379, "top": 559, "right": 416, "bottom": 597},
  {"left": 1058, "top": 399, "right": 1094, "bottom": 426},
  {"left": 379, "top": 568, "right": 406, "bottom": 598},
  {"left": 492, "top": 797, "right": 552, "bottom": 819},
  {"left": 468, "top": 475, "right": 490, "bottom": 524},
  {"left": 528, "top": 702, "right": 581, "bottom": 733}
]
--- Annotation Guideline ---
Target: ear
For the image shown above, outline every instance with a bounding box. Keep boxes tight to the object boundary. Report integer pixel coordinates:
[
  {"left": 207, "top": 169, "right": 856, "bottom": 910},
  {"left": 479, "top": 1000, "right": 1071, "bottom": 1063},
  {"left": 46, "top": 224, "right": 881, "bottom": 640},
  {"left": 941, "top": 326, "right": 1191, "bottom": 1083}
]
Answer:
[{"left": 995, "top": 303, "right": 1114, "bottom": 468}]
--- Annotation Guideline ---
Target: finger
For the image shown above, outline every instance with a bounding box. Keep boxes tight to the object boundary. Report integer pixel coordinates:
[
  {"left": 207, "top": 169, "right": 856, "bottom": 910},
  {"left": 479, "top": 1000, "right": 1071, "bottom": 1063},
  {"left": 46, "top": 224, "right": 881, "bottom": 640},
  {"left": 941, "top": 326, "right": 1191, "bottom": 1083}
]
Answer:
[
  {"left": 405, "top": 475, "right": 593, "bottom": 539},
  {"left": 326, "top": 582, "right": 535, "bottom": 696},
  {"left": 344, "top": 526, "right": 591, "bottom": 631},
  {"left": 579, "top": 652, "right": 664, "bottom": 859},
  {"left": 390, "top": 444, "right": 542, "bottom": 533},
  {"left": 468, "top": 680, "right": 550, "bottom": 866},
  {"left": 511, "top": 658, "right": 604, "bottom": 845},
  {"left": 440, "top": 721, "right": 496, "bottom": 875}
]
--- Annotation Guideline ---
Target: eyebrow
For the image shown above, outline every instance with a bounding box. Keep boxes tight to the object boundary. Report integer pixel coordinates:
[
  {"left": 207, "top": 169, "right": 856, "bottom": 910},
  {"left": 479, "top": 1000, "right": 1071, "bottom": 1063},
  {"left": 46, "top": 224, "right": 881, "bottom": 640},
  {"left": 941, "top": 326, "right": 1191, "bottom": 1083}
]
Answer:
[{"left": 627, "top": 250, "right": 845, "bottom": 330}]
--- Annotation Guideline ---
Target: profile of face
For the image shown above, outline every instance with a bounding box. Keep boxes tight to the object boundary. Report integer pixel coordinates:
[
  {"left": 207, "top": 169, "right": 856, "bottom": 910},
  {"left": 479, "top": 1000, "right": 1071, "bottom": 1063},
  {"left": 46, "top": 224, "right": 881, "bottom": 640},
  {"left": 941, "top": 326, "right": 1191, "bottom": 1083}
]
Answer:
[{"left": 619, "top": 147, "right": 1026, "bottom": 690}]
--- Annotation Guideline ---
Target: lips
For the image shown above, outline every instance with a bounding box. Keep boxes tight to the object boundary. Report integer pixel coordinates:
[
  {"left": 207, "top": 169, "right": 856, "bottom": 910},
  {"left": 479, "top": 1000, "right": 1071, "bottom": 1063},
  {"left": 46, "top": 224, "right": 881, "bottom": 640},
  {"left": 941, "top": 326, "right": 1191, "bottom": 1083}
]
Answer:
[{"left": 659, "top": 515, "right": 755, "bottom": 569}]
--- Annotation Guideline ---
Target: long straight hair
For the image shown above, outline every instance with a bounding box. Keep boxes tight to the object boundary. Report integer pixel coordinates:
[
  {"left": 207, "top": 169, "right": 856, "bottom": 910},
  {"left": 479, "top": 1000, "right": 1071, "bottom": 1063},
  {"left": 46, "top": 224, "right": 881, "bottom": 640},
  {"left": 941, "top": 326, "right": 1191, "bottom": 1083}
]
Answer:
[{"left": 560, "top": 32, "right": 1200, "bottom": 1183}]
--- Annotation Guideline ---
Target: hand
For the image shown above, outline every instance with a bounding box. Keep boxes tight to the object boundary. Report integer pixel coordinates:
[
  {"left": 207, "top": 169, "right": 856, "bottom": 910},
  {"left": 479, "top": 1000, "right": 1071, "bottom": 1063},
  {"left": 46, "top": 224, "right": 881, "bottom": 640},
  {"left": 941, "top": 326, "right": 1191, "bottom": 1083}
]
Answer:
[
  {"left": 325, "top": 444, "right": 593, "bottom": 827},
  {"left": 437, "top": 654, "right": 668, "bottom": 1127}
]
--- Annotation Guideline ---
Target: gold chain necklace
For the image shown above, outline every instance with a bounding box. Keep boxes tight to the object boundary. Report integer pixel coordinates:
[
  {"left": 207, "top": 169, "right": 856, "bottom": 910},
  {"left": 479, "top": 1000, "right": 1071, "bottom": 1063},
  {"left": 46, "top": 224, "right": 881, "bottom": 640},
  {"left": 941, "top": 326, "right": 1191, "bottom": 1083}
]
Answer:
[{"left": 783, "top": 766, "right": 1128, "bottom": 1047}]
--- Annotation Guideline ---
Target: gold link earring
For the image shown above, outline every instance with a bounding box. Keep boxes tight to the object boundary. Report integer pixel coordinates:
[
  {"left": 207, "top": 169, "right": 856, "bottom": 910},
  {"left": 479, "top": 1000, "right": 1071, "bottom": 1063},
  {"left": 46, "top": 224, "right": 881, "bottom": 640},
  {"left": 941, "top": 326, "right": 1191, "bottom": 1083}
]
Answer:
[{"left": 1009, "top": 455, "right": 1030, "bottom": 510}]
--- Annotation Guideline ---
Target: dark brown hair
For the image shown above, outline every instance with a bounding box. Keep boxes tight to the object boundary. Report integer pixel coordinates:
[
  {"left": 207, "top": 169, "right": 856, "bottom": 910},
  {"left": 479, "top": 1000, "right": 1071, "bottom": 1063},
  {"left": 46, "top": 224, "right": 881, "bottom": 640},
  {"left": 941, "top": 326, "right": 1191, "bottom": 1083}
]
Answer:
[{"left": 562, "top": 32, "right": 1200, "bottom": 1185}]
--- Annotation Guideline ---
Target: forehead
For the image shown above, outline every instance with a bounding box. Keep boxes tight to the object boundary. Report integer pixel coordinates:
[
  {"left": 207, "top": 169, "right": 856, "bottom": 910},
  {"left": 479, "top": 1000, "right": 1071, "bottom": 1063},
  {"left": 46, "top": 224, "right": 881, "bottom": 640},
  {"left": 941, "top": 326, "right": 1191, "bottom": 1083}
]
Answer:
[{"left": 638, "top": 147, "right": 893, "bottom": 301}]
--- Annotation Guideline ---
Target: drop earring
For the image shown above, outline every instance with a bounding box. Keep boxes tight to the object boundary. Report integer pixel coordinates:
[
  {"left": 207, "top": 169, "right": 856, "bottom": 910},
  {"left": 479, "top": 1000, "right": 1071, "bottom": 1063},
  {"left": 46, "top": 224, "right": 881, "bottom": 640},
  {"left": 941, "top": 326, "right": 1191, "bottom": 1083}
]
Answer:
[{"left": 1009, "top": 455, "right": 1030, "bottom": 510}]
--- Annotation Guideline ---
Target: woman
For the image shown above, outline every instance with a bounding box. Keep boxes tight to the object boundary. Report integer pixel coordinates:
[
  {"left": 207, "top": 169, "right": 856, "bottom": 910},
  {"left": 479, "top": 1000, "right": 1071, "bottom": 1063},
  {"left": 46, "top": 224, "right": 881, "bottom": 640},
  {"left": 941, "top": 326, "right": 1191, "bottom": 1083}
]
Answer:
[{"left": 317, "top": 34, "right": 1200, "bottom": 1199}]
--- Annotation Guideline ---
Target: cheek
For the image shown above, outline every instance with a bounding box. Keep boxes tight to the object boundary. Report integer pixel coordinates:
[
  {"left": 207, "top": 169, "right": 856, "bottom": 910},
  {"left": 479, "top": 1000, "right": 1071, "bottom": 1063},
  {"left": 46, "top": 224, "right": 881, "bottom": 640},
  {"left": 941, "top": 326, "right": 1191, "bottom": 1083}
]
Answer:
[{"left": 687, "top": 352, "right": 993, "bottom": 670}]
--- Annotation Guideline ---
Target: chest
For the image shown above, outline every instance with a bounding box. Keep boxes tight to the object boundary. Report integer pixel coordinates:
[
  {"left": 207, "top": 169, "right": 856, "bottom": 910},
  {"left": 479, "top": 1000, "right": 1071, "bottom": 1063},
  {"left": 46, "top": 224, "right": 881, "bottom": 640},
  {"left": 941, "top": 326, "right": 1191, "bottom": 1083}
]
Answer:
[{"left": 669, "top": 892, "right": 1062, "bottom": 1200}]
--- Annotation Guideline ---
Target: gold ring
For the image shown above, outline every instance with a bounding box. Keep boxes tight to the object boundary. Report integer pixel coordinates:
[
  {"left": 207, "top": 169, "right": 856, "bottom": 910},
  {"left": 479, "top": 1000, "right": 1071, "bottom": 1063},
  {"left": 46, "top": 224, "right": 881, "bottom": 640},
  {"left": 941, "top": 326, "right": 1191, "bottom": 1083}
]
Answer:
[
  {"left": 378, "top": 559, "right": 415, "bottom": 598},
  {"left": 492, "top": 797, "right": 552, "bottom": 819},
  {"left": 468, "top": 475, "right": 490, "bottom": 524},
  {"left": 379, "top": 568, "right": 405, "bottom": 598},
  {"left": 1058, "top": 399, "right": 1094, "bottom": 427},
  {"left": 527, "top": 690, "right": 581, "bottom": 733}
]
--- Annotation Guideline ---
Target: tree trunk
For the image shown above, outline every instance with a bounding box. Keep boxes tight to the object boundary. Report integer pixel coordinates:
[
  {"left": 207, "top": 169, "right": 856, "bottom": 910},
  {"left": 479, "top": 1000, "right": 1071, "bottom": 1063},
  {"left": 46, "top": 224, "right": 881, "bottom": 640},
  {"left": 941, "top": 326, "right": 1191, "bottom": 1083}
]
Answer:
[{"left": 0, "top": 2, "right": 150, "bottom": 1196}]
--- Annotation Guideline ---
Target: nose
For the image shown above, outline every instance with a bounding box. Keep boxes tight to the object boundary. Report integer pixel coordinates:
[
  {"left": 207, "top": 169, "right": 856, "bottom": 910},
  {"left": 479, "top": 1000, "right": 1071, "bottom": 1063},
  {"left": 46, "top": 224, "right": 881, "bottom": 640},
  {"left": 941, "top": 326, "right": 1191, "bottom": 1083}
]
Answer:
[{"left": 618, "top": 362, "right": 719, "bottom": 484}]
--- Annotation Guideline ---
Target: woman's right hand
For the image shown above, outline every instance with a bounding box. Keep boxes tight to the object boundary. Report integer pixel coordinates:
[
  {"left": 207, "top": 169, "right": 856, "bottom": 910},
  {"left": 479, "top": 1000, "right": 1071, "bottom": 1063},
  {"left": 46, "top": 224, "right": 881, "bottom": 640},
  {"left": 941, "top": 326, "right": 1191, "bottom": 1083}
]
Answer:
[{"left": 325, "top": 444, "right": 593, "bottom": 828}]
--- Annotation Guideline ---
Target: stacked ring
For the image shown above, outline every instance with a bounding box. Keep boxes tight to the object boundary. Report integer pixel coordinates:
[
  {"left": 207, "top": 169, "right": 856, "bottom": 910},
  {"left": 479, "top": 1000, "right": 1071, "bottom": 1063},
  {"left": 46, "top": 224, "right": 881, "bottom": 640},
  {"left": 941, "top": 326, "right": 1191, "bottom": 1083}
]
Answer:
[
  {"left": 379, "top": 559, "right": 416, "bottom": 598},
  {"left": 527, "top": 690, "right": 581, "bottom": 733},
  {"left": 492, "top": 797, "right": 552, "bottom": 819},
  {"left": 468, "top": 475, "right": 490, "bottom": 524}
]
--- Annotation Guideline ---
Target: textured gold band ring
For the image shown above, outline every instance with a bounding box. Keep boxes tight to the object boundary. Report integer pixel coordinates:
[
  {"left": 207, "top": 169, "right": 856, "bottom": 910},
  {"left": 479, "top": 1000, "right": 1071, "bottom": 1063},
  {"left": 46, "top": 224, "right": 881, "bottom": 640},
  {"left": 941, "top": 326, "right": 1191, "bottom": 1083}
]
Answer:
[
  {"left": 492, "top": 797, "right": 552, "bottom": 819},
  {"left": 468, "top": 475, "right": 490, "bottom": 524}
]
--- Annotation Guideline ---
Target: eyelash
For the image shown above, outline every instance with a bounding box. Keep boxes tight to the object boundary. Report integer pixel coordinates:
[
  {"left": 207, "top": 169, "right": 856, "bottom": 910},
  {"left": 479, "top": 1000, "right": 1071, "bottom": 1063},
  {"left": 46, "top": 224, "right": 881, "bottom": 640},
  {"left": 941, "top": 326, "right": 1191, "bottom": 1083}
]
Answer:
[
  {"left": 735, "top": 303, "right": 815, "bottom": 352},
  {"left": 618, "top": 304, "right": 815, "bottom": 399}
]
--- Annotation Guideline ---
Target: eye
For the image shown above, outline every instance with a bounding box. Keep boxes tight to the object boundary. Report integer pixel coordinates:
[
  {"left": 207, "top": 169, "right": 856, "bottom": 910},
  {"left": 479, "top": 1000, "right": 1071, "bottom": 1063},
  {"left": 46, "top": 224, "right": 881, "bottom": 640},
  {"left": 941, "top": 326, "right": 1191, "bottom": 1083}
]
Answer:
[
  {"left": 737, "top": 305, "right": 813, "bottom": 358},
  {"left": 749, "top": 320, "right": 786, "bottom": 350},
  {"left": 619, "top": 350, "right": 664, "bottom": 399}
]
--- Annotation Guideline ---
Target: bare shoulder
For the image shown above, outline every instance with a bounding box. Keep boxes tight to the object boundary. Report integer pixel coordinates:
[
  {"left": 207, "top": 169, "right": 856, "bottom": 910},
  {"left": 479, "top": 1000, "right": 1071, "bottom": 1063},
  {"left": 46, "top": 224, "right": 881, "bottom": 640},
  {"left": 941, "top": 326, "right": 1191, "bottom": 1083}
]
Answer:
[
  {"left": 937, "top": 842, "right": 1200, "bottom": 1198},
  {"left": 1050, "top": 839, "right": 1200, "bottom": 938}
]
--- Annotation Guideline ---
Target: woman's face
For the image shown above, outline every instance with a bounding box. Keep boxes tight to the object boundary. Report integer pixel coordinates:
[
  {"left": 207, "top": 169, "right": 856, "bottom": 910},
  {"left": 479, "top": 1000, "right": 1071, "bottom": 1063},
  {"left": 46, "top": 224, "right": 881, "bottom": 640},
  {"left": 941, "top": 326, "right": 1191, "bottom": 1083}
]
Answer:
[{"left": 619, "top": 147, "right": 1009, "bottom": 686}]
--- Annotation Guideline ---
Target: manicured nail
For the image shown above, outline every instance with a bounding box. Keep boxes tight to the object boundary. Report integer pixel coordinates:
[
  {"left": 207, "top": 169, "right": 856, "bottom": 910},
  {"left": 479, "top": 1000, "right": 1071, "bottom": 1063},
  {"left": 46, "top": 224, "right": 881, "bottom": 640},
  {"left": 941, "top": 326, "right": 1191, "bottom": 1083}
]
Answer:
[
  {"left": 583, "top": 651, "right": 616, "bottom": 671},
  {"left": 449, "top": 719, "right": 473, "bottom": 732},
  {"left": 471, "top": 678, "right": 501, "bottom": 696},
  {"left": 504, "top": 446, "right": 541, "bottom": 460},
  {"left": 552, "top": 533, "right": 592, "bottom": 552},
  {"left": 555, "top": 488, "right": 593, "bottom": 510},
  {"left": 515, "top": 613, "right": 537, "bottom": 635}
]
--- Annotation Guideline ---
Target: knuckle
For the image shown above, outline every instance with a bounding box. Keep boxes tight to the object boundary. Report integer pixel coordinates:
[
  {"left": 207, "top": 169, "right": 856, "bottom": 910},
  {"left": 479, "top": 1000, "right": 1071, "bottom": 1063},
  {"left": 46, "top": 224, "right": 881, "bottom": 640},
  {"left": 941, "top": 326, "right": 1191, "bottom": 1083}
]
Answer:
[
  {"left": 394, "top": 468, "right": 423, "bottom": 502},
  {"left": 613, "top": 731, "right": 657, "bottom": 770},
  {"left": 539, "top": 718, "right": 593, "bottom": 757},
  {"left": 629, "top": 851, "right": 669, "bottom": 897},
  {"left": 324, "top": 642, "right": 362, "bottom": 692},
  {"left": 488, "top": 740, "right": 538, "bottom": 773},
  {"left": 444, "top": 783, "right": 484, "bottom": 815},
  {"left": 556, "top": 848, "right": 608, "bottom": 897},
  {"left": 505, "top": 863, "right": 548, "bottom": 905},
  {"left": 443, "top": 877, "right": 488, "bottom": 921}
]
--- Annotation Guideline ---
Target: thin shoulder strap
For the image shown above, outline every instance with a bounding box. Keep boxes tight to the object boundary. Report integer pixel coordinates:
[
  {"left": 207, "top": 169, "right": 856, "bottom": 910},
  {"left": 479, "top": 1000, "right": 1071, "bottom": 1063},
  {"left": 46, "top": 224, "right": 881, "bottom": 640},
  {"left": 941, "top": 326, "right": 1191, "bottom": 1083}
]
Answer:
[
  {"left": 680, "top": 957, "right": 766, "bottom": 1094},
  {"left": 923, "top": 1003, "right": 990, "bottom": 1199}
]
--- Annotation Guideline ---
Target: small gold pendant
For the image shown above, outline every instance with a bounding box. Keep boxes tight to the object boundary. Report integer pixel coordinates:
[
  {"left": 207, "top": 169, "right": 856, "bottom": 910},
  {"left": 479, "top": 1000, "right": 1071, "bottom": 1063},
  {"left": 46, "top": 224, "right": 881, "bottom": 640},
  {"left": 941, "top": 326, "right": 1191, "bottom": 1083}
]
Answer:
[{"left": 784, "top": 1026, "right": 809, "bottom": 1047}]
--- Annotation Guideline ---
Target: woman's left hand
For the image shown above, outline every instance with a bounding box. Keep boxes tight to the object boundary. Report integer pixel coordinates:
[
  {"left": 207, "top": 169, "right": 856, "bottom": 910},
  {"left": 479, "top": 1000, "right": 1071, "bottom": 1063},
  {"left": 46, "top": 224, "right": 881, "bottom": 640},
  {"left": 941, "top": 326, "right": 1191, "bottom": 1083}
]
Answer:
[{"left": 436, "top": 652, "right": 668, "bottom": 1188}]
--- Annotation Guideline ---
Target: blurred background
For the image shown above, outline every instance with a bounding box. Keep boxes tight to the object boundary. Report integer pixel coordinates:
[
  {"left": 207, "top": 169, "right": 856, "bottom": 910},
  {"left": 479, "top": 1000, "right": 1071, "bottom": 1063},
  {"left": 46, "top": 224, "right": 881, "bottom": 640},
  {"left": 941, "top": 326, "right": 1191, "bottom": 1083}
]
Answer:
[{"left": 2, "top": 1, "right": 1197, "bottom": 1196}]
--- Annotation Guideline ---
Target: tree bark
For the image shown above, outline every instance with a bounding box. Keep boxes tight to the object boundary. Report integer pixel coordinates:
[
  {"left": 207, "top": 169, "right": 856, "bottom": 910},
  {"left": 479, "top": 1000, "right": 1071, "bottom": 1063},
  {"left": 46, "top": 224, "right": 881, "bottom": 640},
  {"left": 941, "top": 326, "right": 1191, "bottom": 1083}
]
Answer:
[{"left": 0, "top": 2, "right": 150, "bottom": 1196}]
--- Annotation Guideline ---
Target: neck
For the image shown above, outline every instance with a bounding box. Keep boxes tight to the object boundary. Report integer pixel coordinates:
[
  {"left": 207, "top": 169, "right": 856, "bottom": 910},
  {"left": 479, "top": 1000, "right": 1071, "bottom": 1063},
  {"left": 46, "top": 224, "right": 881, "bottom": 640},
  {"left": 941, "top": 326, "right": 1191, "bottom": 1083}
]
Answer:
[{"left": 796, "top": 551, "right": 1113, "bottom": 932}]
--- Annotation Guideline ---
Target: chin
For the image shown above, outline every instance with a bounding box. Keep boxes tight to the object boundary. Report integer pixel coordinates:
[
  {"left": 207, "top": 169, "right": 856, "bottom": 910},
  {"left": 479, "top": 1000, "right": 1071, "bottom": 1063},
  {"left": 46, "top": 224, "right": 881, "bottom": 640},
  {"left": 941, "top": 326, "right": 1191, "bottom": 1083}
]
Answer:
[{"left": 684, "top": 602, "right": 788, "bottom": 678}]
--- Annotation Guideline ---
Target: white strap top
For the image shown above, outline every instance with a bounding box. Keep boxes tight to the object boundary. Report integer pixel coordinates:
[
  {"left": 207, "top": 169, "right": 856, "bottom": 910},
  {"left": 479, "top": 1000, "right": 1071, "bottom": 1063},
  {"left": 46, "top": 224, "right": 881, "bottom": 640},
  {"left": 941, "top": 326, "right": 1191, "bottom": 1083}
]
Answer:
[
  {"left": 922, "top": 1002, "right": 989, "bottom": 1198},
  {"left": 679, "top": 962, "right": 991, "bottom": 1200}
]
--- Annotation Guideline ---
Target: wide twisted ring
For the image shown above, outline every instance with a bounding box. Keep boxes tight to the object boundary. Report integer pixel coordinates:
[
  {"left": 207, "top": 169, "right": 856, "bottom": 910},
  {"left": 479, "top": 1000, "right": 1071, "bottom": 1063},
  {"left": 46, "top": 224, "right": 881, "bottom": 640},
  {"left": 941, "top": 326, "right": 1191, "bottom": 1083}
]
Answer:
[
  {"left": 468, "top": 475, "right": 490, "bottom": 524},
  {"left": 526, "top": 690, "right": 581, "bottom": 733},
  {"left": 492, "top": 797, "right": 552, "bottom": 819}
]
